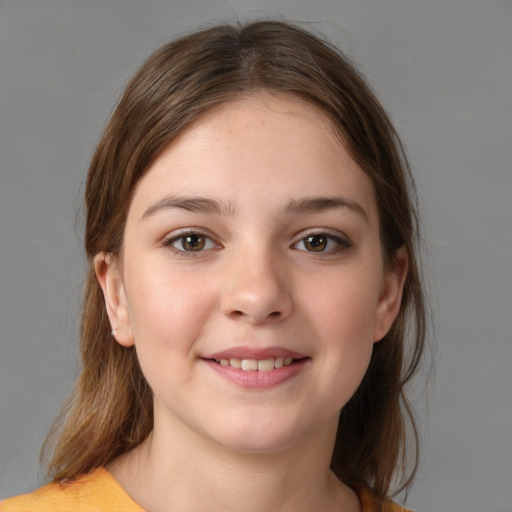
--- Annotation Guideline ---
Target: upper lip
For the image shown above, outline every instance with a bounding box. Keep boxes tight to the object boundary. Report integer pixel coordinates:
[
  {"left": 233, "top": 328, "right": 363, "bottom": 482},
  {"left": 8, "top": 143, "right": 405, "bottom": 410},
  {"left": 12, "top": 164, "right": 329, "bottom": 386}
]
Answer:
[{"left": 204, "top": 346, "right": 308, "bottom": 360}]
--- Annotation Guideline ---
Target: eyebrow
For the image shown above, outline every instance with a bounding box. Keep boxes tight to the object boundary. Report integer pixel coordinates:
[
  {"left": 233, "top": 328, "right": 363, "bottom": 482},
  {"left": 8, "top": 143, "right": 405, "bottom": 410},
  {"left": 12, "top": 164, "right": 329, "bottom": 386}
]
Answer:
[
  {"left": 284, "top": 196, "right": 368, "bottom": 221},
  {"left": 141, "top": 194, "right": 367, "bottom": 221},
  {"left": 141, "top": 195, "right": 234, "bottom": 220}
]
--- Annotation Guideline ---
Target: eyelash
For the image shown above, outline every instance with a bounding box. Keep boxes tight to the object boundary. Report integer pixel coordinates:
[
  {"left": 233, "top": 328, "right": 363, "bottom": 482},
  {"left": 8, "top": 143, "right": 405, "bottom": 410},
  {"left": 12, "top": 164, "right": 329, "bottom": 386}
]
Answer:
[
  {"left": 292, "top": 232, "right": 351, "bottom": 254},
  {"left": 162, "top": 229, "right": 219, "bottom": 256},
  {"left": 161, "top": 229, "right": 351, "bottom": 256}
]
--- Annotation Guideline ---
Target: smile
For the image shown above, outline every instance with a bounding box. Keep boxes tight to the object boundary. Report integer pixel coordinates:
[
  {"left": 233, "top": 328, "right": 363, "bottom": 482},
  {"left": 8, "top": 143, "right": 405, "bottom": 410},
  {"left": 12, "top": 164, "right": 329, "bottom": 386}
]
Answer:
[
  {"left": 203, "top": 348, "right": 309, "bottom": 389},
  {"left": 214, "top": 357, "right": 295, "bottom": 372}
]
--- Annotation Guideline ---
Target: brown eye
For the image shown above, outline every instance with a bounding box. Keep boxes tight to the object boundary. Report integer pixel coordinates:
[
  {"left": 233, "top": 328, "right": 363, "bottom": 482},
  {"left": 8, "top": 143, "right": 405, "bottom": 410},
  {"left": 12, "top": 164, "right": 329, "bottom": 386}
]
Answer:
[
  {"left": 181, "top": 234, "right": 206, "bottom": 251},
  {"left": 164, "top": 231, "right": 217, "bottom": 254},
  {"left": 294, "top": 233, "right": 350, "bottom": 254},
  {"left": 303, "top": 235, "right": 328, "bottom": 252}
]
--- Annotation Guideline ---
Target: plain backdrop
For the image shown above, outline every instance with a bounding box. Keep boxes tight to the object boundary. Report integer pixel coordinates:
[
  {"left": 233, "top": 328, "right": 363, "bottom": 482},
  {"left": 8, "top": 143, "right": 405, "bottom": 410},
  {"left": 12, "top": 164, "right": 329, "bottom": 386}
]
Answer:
[{"left": 1, "top": 1, "right": 511, "bottom": 511}]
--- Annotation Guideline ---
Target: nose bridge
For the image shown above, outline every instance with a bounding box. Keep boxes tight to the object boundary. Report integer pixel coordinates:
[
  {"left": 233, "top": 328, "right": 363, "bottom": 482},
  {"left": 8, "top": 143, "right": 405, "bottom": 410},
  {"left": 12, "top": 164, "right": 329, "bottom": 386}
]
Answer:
[{"left": 220, "top": 239, "right": 293, "bottom": 324}]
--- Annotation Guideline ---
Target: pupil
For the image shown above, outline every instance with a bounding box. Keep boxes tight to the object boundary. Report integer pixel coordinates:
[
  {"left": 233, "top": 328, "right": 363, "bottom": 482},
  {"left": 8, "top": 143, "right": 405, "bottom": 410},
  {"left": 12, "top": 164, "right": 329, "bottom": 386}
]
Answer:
[
  {"left": 184, "top": 235, "right": 204, "bottom": 251},
  {"left": 306, "top": 235, "right": 327, "bottom": 251}
]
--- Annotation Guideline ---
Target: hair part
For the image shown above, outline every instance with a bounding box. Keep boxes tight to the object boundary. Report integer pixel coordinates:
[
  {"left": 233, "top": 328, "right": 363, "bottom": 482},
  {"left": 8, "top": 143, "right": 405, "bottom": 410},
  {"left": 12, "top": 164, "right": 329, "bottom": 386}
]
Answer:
[{"left": 42, "top": 20, "right": 427, "bottom": 501}]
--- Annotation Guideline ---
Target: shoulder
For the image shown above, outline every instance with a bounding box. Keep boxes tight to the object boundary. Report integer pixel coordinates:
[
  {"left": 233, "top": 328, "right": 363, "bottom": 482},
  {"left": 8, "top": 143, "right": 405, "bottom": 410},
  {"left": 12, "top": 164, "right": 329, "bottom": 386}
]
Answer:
[
  {"left": 0, "top": 468, "right": 143, "bottom": 512},
  {"left": 351, "top": 482, "right": 416, "bottom": 512}
]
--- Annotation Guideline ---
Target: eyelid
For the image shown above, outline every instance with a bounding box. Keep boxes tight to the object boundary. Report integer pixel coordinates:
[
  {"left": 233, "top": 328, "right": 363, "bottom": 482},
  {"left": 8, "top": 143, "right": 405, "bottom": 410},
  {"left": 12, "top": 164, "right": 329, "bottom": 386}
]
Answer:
[
  {"left": 160, "top": 227, "right": 350, "bottom": 254},
  {"left": 161, "top": 228, "right": 221, "bottom": 253},
  {"left": 291, "top": 228, "right": 352, "bottom": 252}
]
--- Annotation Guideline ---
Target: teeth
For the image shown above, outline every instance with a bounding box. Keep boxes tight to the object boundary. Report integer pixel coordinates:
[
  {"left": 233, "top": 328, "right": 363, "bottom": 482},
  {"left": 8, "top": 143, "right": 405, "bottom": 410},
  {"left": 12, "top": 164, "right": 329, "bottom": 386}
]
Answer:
[
  {"left": 215, "top": 357, "right": 295, "bottom": 371},
  {"left": 257, "top": 358, "right": 274, "bottom": 372},
  {"left": 241, "top": 359, "right": 258, "bottom": 371}
]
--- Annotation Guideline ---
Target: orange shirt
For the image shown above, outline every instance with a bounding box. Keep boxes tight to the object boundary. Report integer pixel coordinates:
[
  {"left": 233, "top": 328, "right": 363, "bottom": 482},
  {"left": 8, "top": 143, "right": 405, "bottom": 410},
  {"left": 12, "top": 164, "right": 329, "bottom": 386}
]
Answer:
[
  {"left": 0, "top": 469, "right": 142, "bottom": 512},
  {"left": 1, "top": 468, "right": 413, "bottom": 511}
]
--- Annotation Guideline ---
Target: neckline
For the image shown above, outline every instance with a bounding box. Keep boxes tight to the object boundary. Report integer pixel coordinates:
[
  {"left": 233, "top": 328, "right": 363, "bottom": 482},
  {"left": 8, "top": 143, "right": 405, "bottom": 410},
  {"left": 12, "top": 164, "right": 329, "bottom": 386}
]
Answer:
[
  {"left": 95, "top": 467, "right": 386, "bottom": 512},
  {"left": 91, "top": 467, "right": 144, "bottom": 510}
]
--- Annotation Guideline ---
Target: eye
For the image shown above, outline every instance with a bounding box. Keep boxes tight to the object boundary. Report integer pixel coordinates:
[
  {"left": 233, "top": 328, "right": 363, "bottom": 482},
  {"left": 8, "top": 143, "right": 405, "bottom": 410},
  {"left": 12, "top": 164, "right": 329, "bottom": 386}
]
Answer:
[
  {"left": 163, "top": 232, "right": 217, "bottom": 252},
  {"left": 294, "top": 233, "right": 350, "bottom": 253}
]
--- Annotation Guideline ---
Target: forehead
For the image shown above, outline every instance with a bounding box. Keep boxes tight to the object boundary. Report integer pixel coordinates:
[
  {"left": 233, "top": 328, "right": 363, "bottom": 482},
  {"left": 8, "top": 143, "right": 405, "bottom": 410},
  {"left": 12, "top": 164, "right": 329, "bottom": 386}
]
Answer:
[
  {"left": 128, "top": 93, "right": 377, "bottom": 222},
  {"left": 179, "top": 93, "right": 344, "bottom": 162}
]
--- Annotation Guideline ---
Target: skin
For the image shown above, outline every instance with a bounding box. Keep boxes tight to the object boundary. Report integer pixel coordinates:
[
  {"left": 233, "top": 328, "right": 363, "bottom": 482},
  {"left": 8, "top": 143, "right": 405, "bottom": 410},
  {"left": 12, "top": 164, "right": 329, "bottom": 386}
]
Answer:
[{"left": 95, "top": 94, "right": 407, "bottom": 512}]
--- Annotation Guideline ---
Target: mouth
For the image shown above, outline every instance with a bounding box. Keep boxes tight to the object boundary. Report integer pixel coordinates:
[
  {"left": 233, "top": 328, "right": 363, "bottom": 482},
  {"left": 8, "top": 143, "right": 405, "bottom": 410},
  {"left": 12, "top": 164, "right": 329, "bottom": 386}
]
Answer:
[
  {"left": 209, "top": 356, "right": 300, "bottom": 372},
  {"left": 202, "top": 348, "right": 309, "bottom": 388}
]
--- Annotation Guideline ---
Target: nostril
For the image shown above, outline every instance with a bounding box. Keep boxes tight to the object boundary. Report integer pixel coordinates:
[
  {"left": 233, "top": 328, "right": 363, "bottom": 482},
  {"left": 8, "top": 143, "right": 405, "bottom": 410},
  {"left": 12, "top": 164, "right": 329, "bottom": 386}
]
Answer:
[{"left": 229, "top": 309, "right": 282, "bottom": 321}]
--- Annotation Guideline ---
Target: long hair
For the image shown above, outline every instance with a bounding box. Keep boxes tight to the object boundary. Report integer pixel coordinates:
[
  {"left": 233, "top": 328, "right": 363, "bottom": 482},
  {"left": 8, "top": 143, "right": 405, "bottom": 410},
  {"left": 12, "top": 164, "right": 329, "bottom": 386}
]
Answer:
[{"left": 42, "top": 20, "right": 427, "bottom": 500}]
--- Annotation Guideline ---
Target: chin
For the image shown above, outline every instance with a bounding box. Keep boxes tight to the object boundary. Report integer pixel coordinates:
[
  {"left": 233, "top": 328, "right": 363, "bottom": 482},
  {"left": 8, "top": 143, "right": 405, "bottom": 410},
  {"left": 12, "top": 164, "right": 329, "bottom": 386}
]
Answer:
[{"left": 203, "top": 417, "right": 314, "bottom": 456}]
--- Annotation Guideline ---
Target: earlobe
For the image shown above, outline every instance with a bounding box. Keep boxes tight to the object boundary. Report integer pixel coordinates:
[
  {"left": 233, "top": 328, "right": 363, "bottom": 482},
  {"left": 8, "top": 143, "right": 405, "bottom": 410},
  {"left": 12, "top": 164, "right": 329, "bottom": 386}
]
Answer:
[
  {"left": 373, "top": 247, "right": 408, "bottom": 342},
  {"left": 94, "top": 252, "right": 134, "bottom": 347}
]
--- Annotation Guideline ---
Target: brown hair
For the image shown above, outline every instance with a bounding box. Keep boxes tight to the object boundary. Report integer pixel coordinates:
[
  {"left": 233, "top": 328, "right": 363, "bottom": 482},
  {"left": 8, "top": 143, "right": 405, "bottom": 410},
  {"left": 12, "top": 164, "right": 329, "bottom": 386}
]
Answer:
[{"left": 42, "top": 20, "right": 427, "bottom": 500}]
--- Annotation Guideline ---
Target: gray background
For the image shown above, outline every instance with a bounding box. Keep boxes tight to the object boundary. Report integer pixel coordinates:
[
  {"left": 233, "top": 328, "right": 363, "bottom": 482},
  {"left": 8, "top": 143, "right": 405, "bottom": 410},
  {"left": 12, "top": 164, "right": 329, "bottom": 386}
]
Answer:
[{"left": 0, "top": 1, "right": 511, "bottom": 511}]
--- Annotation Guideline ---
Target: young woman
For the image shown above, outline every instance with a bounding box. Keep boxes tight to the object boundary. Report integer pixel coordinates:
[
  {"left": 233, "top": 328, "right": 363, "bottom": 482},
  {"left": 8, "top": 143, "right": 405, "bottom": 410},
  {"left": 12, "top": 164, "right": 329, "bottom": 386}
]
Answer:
[{"left": 1, "top": 21, "right": 426, "bottom": 512}]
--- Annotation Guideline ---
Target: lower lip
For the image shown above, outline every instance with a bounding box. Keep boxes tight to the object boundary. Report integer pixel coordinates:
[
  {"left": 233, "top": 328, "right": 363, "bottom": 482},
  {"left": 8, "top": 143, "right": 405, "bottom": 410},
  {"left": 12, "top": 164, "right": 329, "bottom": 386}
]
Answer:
[{"left": 204, "top": 359, "right": 309, "bottom": 389}]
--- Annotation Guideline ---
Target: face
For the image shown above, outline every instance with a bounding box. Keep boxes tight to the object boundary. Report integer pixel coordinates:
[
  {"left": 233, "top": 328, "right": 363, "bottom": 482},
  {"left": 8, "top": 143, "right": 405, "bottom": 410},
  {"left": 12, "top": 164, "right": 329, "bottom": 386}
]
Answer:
[{"left": 96, "top": 94, "right": 406, "bottom": 455}]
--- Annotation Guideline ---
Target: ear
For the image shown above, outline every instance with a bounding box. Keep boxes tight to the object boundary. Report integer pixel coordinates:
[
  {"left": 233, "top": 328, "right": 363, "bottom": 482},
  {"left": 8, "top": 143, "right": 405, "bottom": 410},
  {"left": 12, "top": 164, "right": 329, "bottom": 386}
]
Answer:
[
  {"left": 94, "top": 252, "right": 134, "bottom": 347},
  {"left": 373, "top": 246, "right": 408, "bottom": 342}
]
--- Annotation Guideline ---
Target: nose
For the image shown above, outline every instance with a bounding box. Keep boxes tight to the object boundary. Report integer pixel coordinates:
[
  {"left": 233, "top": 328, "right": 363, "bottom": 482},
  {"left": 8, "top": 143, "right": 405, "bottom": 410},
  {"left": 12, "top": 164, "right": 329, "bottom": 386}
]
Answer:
[{"left": 220, "top": 248, "right": 293, "bottom": 325}]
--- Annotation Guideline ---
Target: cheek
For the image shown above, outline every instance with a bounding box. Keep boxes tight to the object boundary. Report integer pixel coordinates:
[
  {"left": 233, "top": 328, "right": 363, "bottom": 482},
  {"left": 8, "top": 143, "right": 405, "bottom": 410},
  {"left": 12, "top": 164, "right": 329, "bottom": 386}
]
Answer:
[
  {"left": 124, "top": 262, "right": 217, "bottom": 358},
  {"left": 303, "top": 267, "right": 382, "bottom": 399},
  {"left": 308, "top": 267, "right": 382, "bottom": 343},
  {"left": 124, "top": 265, "right": 220, "bottom": 403}
]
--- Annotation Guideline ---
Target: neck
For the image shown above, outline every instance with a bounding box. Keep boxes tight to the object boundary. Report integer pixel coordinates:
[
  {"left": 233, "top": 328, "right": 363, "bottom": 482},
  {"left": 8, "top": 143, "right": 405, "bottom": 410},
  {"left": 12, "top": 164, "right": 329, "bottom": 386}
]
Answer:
[{"left": 108, "top": 412, "right": 360, "bottom": 512}]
